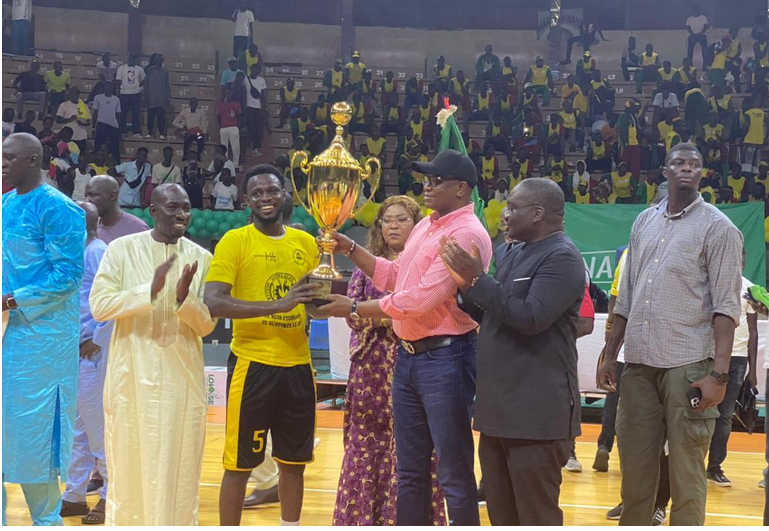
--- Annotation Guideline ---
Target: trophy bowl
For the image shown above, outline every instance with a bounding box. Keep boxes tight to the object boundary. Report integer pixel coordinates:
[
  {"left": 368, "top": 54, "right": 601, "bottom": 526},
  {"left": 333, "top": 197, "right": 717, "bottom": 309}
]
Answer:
[{"left": 291, "top": 101, "right": 381, "bottom": 305}]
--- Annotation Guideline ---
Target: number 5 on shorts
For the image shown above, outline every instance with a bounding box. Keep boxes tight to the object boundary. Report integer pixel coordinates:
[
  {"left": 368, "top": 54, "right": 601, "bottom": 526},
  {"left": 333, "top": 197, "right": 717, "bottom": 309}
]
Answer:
[{"left": 253, "top": 429, "right": 266, "bottom": 454}]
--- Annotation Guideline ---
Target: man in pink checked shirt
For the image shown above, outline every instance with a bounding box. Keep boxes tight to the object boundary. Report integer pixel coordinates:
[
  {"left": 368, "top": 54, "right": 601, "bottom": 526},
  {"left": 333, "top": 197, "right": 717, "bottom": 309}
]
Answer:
[{"left": 317, "top": 149, "right": 492, "bottom": 526}]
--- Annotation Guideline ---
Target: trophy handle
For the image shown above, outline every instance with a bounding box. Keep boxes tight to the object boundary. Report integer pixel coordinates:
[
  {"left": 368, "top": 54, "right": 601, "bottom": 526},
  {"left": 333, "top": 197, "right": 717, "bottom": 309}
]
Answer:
[
  {"left": 290, "top": 150, "right": 312, "bottom": 215},
  {"left": 352, "top": 156, "right": 382, "bottom": 217}
]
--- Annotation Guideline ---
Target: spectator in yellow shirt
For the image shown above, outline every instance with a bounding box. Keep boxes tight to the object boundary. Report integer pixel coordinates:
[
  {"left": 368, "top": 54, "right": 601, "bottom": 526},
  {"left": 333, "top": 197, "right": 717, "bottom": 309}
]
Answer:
[{"left": 45, "top": 61, "right": 71, "bottom": 116}]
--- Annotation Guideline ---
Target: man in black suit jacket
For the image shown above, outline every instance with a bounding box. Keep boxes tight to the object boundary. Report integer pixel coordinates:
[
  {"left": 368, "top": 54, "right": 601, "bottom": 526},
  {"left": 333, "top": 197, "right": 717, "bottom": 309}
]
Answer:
[{"left": 441, "top": 178, "right": 585, "bottom": 526}]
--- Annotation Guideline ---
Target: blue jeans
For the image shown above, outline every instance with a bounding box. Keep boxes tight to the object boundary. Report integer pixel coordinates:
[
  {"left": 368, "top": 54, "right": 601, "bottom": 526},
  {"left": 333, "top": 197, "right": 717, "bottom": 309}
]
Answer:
[
  {"left": 707, "top": 356, "right": 748, "bottom": 471},
  {"left": 11, "top": 19, "right": 31, "bottom": 56},
  {"left": 392, "top": 337, "right": 480, "bottom": 526}
]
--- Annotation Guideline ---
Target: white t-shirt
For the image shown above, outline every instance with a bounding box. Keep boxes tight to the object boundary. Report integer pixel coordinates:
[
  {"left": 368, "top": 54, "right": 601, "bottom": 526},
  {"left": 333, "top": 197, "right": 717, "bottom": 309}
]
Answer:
[
  {"left": 243, "top": 76, "right": 267, "bottom": 109},
  {"left": 208, "top": 159, "right": 237, "bottom": 176},
  {"left": 151, "top": 163, "right": 182, "bottom": 185},
  {"left": 686, "top": 15, "right": 709, "bottom": 35},
  {"left": 72, "top": 168, "right": 93, "bottom": 202},
  {"left": 732, "top": 277, "right": 756, "bottom": 358},
  {"left": 12, "top": 0, "right": 31, "bottom": 21},
  {"left": 2, "top": 121, "right": 14, "bottom": 139},
  {"left": 56, "top": 101, "right": 89, "bottom": 141},
  {"left": 652, "top": 92, "right": 679, "bottom": 108},
  {"left": 234, "top": 10, "right": 255, "bottom": 37},
  {"left": 213, "top": 182, "right": 238, "bottom": 210},
  {"left": 115, "top": 65, "right": 146, "bottom": 95}
]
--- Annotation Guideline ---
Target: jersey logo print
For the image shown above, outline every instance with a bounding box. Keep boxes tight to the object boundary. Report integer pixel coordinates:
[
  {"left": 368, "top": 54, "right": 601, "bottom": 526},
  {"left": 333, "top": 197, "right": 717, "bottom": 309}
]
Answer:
[
  {"left": 265, "top": 272, "right": 296, "bottom": 301},
  {"left": 254, "top": 252, "right": 277, "bottom": 262}
]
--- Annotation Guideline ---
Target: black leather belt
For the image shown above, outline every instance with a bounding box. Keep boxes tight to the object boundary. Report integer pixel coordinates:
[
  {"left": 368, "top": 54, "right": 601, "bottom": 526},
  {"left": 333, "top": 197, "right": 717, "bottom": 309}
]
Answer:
[{"left": 401, "top": 330, "right": 478, "bottom": 355}]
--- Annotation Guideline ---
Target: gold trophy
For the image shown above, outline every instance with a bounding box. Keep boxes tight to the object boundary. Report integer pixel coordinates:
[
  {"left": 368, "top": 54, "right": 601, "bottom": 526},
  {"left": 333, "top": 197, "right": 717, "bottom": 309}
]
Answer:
[{"left": 291, "top": 101, "right": 381, "bottom": 304}]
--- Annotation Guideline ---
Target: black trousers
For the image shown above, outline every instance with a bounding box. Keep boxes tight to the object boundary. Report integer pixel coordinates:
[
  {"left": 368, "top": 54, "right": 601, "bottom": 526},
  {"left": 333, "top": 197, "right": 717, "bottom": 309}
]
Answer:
[
  {"left": 246, "top": 107, "right": 264, "bottom": 149},
  {"left": 119, "top": 93, "right": 142, "bottom": 134},
  {"left": 687, "top": 33, "right": 708, "bottom": 66},
  {"left": 479, "top": 433, "right": 570, "bottom": 526},
  {"left": 183, "top": 132, "right": 205, "bottom": 158},
  {"left": 94, "top": 122, "right": 121, "bottom": 164},
  {"left": 147, "top": 107, "right": 166, "bottom": 135}
]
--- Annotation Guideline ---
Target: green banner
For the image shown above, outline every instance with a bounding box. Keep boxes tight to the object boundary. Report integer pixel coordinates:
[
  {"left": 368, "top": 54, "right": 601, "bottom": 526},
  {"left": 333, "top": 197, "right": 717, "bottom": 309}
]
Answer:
[{"left": 564, "top": 203, "right": 766, "bottom": 292}]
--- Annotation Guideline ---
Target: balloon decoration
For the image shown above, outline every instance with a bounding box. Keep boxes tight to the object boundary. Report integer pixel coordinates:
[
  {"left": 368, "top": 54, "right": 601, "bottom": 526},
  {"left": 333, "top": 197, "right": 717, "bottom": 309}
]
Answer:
[
  {"left": 483, "top": 199, "right": 506, "bottom": 240},
  {"left": 353, "top": 202, "right": 381, "bottom": 228}
]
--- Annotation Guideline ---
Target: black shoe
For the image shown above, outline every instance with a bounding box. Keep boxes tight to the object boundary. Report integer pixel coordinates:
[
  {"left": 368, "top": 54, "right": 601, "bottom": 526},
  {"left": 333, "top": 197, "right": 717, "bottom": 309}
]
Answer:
[
  {"left": 606, "top": 503, "right": 622, "bottom": 520},
  {"left": 243, "top": 485, "right": 279, "bottom": 508},
  {"left": 707, "top": 467, "right": 732, "bottom": 487},
  {"left": 593, "top": 447, "right": 610, "bottom": 472},
  {"left": 86, "top": 479, "right": 103, "bottom": 496},
  {"left": 652, "top": 506, "right": 666, "bottom": 526},
  {"left": 477, "top": 480, "right": 486, "bottom": 505}
]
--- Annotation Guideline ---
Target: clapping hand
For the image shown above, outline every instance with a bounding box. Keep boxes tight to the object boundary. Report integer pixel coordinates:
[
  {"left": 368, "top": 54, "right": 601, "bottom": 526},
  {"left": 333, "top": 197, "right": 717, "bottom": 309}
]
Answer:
[
  {"left": 151, "top": 254, "right": 177, "bottom": 300},
  {"left": 439, "top": 236, "right": 484, "bottom": 290},
  {"left": 176, "top": 261, "right": 199, "bottom": 305}
]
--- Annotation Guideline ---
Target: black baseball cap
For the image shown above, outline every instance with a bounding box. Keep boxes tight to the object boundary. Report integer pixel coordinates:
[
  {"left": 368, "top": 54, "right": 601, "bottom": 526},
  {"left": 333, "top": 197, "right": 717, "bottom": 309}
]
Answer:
[{"left": 412, "top": 149, "right": 477, "bottom": 187}]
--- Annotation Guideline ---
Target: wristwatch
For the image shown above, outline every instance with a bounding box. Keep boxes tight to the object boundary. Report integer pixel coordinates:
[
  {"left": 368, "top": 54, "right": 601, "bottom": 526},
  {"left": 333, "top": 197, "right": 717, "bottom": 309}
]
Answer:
[
  {"left": 709, "top": 370, "right": 729, "bottom": 385},
  {"left": 349, "top": 300, "right": 361, "bottom": 321},
  {"left": 4, "top": 295, "right": 18, "bottom": 311}
]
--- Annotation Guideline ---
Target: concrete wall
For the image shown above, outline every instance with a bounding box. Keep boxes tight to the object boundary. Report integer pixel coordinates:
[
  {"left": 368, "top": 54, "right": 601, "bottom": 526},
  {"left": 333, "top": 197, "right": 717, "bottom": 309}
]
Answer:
[
  {"left": 30, "top": 6, "right": 748, "bottom": 74},
  {"left": 32, "top": 6, "right": 128, "bottom": 53}
]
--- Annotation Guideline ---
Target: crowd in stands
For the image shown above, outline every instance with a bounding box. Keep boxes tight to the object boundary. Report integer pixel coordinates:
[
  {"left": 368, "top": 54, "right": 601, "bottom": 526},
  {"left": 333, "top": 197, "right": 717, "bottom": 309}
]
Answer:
[{"left": 4, "top": 17, "right": 769, "bottom": 233}]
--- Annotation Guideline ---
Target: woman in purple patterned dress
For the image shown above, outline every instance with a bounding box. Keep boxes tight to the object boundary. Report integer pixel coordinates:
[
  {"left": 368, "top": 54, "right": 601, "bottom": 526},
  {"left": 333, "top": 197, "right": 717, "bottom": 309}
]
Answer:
[{"left": 333, "top": 196, "right": 446, "bottom": 526}]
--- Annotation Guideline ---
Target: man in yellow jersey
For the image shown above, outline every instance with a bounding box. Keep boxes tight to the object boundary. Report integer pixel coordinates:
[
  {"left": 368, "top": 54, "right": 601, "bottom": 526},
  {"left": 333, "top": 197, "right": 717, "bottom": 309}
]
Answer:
[
  {"left": 309, "top": 93, "right": 330, "bottom": 127},
  {"left": 323, "top": 60, "right": 346, "bottom": 103},
  {"left": 635, "top": 43, "right": 660, "bottom": 94},
  {"left": 485, "top": 113, "right": 514, "bottom": 164},
  {"left": 290, "top": 106, "right": 311, "bottom": 140},
  {"left": 379, "top": 70, "right": 399, "bottom": 107},
  {"left": 561, "top": 74, "right": 581, "bottom": 101},
  {"left": 655, "top": 61, "right": 677, "bottom": 96},
  {"left": 501, "top": 56, "right": 518, "bottom": 98},
  {"left": 673, "top": 57, "right": 697, "bottom": 98},
  {"left": 573, "top": 180, "right": 590, "bottom": 203},
  {"left": 525, "top": 56, "right": 553, "bottom": 106},
  {"left": 206, "top": 165, "right": 323, "bottom": 527},
  {"left": 741, "top": 95, "right": 766, "bottom": 177},
  {"left": 709, "top": 39, "right": 729, "bottom": 92},
  {"left": 432, "top": 55, "right": 453, "bottom": 93},
  {"left": 345, "top": 51, "right": 367, "bottom": 89},
  {"left": 610, "top": 161, "right": 637, "bottom": 203},
  {"left": 278, "top": 78, "right": 301, "bottom": 129},
  {"left": 575, "top": 51, "right": 596, "bottom": 86},
  {"left": 618, "top": 99, "right": 644, "bottom": 180},
  {"left": 365, "top": 123, "right": 388, "bottom": 167},
  {"left": 727, "top": 161, "right": 748, "bottom": 202},
  {"left": 472, "top": 82, "right": 494, "bottom": 121},
  {"left": 237, "top": 41, "right": 263, "bottom": 77}
]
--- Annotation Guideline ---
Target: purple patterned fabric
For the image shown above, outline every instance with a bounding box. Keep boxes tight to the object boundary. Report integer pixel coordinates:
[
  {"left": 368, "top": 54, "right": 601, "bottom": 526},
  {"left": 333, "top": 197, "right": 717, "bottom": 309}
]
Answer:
[{"left": 333, "top": 268, "right": 446, "bottom": 526}]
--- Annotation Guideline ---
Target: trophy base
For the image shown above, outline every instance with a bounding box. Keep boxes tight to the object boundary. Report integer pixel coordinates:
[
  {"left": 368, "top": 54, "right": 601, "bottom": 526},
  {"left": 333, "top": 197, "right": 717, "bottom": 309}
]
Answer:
[{"left": 310, "top": 277, "right": 349, "bottom": 307}]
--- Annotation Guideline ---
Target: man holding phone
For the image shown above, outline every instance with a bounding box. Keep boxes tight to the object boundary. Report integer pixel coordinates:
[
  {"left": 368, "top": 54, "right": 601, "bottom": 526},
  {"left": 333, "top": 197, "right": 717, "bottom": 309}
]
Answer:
[{"left": 597, "top": 143, "right": 743, "bottom": 526}]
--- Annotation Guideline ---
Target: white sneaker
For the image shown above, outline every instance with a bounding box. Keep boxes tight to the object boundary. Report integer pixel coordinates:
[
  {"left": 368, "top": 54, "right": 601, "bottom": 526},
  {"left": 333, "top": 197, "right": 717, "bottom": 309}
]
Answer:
[
  {"left": 313, "top": 437, "right": 321, "bottom": 450},
  {"left": 137, "top": 133, "right": 147, "bottom": 139},
  {"left": 159, "top": 135, "right": 167, "bottom": 140},
  {"left": 564, "top": 457, "right": 583, "bottom": 473},
  {"left": 759, "top": 478, "right": 765, "bottom": 488},
  {"left": 252, "top": 149, "right": 263, "bottom": 157}
]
